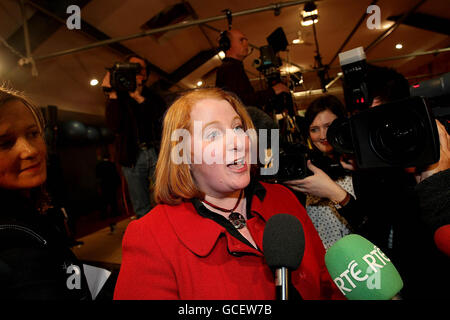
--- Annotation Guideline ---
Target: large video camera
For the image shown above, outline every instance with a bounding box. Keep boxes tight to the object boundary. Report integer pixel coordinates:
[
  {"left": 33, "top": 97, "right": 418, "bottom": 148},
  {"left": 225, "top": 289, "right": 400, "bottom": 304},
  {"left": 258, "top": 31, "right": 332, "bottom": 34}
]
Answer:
[
  {"left": 106, "top": 62, "right": 142, "bottom": 92},
  {"left": 327, "top": 96, "right": 440, "bottom": 169},
  {"left": 253, "top": 43, "right": 283, "bottom": 86},
  {"left": 252, "top": 27, "right": 296, "bottom": 116},
  {"left": 266, "top": 47, "right": 449, "bottom": 182},
  {"left": 327, "top": 47, "right": 450, "bottom": 169}
]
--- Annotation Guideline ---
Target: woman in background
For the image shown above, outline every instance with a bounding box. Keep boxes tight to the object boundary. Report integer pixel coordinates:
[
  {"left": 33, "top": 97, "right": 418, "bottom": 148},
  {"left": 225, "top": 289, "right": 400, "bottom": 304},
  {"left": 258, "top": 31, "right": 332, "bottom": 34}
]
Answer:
[
  {"left": 285, "top": 95, "right": 360, "bottom": 250},
  {"left": 0, "top": 86, "right": 90, "bottom": 300}
]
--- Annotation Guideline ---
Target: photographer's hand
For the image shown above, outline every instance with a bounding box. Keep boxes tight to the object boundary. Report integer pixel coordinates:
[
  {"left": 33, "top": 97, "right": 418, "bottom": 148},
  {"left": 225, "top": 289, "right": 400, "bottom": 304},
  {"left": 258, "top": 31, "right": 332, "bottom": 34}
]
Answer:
[
  {"left": 101, "top": 71, "right": 118, "bottom": 99},
  {"left": 339, "top": 155, "right": 357, "bottom": 171},
  {"left": 285, "top": 160, "right": 348, "bottom": 202},
  {"left": 414, "top": 120, "right": 450, "bottom": 183},
  {"left": 129, "top": 78, "right": 145, "bottom": 104}
]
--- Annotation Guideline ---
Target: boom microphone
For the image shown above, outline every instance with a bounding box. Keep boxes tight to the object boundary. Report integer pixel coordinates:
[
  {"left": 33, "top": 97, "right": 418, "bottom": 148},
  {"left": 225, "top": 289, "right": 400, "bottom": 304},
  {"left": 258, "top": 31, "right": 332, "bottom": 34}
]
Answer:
[
  {"left": 325, "top": 234, "right": 403, "bottom": 300},
  {"left": 263, "top": 214, "right": 305, "bottom": 300},
  {"left": 434, "top": 225, "right": 450, "bottom": 257}
]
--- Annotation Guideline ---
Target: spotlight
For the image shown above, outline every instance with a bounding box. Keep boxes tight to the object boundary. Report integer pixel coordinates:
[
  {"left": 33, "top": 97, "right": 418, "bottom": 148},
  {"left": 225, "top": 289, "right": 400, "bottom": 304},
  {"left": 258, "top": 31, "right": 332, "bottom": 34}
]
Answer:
[
  {"left": 90, "top": 79, "right": 99, "bottom": 86},
  {"left": 301, "top": 1, "right": 318, "bottom": 26},
  {"left": 196, "top": 80, "right": 203, "bottom": 87},
  {"left": 383, "top": 21, "right": 395, "bottom": 29},
  {"left": 395, "top": 43, "right": 403, "bottom": 49},
  {"left": 218, "top": 51, "right": 226, "bottom": 59}
]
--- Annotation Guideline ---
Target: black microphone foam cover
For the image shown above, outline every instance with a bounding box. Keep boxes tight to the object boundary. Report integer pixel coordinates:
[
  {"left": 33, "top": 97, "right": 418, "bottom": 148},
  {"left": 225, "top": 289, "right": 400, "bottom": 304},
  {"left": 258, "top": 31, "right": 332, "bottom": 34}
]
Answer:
[{"left": 263, "top": 213, "right": 305, "bottom": 270}]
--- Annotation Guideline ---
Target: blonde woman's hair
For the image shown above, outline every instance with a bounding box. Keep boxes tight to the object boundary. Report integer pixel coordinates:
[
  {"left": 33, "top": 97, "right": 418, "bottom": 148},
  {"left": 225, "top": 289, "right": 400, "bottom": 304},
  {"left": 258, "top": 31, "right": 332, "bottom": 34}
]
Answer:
[
  {"left": 0, "top": 85, "right": 49, "bottom": 212},
  {"left": 0, "top": 85, "right": 45, "bottom": 134},
  {"left": 154, "top": 88, "right": 255, "bottom": 205}
]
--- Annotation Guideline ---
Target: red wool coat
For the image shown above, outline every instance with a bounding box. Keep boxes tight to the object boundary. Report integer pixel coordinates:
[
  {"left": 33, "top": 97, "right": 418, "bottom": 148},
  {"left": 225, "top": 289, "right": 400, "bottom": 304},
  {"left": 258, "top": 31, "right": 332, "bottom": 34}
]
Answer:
[{"left": 114, "top": 182, "right": 343, "bottom": 300}]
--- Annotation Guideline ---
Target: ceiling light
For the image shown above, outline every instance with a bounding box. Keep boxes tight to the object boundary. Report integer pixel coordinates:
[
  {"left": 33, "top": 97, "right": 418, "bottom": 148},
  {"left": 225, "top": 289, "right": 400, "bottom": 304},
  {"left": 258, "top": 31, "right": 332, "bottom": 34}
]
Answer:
[
  {"left": 395, "top": 43, "right": 403, "bottom": 49},
  {"left": 282, "top": 65, "right": 301, "bottom": 74},
  {"left": 90, "top": 79, "right": 99, "bottom": 86},
  {"left": 218, "top": 51, "right": 226, "bottom": 59},
  {"left": 196, "top": 80, "right": 203, "bottom": 87},
  {"left": 383, "top": 21, "right": 394, "bottom": 29},
  {"left": 301, "top": 1, "right": 318, "bottom": 26}
]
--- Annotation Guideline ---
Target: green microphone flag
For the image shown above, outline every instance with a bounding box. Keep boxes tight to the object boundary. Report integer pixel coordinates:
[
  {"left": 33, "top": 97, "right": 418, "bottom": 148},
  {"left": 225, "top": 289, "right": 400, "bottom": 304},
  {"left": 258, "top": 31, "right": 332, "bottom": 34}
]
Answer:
[{"left": 325, "top": 234, "right": 403, "bottom": 300}]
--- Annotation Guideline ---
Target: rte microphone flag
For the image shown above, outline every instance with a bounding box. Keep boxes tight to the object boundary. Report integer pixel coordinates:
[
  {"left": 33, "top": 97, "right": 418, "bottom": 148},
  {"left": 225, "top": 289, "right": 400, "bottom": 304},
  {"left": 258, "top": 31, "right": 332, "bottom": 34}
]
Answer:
[{"left": 325, "top": 234, "right": 403, "bottom": 300}]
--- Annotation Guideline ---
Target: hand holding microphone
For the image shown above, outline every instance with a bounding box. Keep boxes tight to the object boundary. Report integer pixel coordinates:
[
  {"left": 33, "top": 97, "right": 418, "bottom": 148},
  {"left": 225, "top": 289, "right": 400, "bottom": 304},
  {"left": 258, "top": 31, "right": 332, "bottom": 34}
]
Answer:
[{"left": 263, "top": 214, "right": 305, "bottom": 300}]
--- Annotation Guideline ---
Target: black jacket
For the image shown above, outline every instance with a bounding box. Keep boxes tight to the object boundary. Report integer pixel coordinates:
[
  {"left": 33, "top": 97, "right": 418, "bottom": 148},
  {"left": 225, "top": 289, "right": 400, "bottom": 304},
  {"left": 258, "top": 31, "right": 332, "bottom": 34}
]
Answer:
[
  {"left": 215, "top": 57, "right": 275, "bottom": 109},
  {"left": 105, "top": 86, "right": 167, "bottom": 167},
  {"left": 0, "top": 191, "right": 91, "bottom": 300},
  {"left": 343, "top": 168, "right": 450, "bottom": 299}
]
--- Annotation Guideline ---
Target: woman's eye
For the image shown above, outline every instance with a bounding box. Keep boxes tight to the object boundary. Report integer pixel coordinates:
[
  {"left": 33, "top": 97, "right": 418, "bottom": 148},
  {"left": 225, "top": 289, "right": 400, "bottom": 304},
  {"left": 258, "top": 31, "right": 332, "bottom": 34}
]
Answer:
[
  {"left": 233, "top": 125, "right": 245, "bottom": 133},
  {"left": 0, "top": 139, "right": 15, "bottom": 150},
  {"left": 206, "top": 130, "right": 220, "bottom": 141},
  {"left": 28, "top": 130, "right": 40, "bottom": 139}
]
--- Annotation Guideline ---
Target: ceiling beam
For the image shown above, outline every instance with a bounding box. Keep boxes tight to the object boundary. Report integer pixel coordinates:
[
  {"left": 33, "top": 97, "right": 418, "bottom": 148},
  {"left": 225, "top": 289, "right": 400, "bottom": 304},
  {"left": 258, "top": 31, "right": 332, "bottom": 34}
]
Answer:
[
  {"left": 155, "top": 48, "right": 218, "bottom": 91},
  {"left": 364, "top": 0, "right": 427, "bottom": 53},
  {"left": 20, "top": 0, "right": 171, "bottom": 80},
  {"left": 27, "top": 0, "right": 310, "bottom": 62},
  {"left": 387, "top": 12, "right": 450, "bottom": 36},
  {"left": 327, "top": 0, "right": 379, "bottom": 67}
]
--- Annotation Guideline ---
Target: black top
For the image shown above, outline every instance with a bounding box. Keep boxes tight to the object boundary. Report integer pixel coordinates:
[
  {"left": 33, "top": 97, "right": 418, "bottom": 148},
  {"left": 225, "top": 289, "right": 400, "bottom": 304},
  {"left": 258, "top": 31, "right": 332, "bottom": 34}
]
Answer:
[
  {"left": 344, "top": 168, "right": 450, "bottom": 299},
  {"left": 0, "top": 190, "right": 92, "bottom": 300},
  {"left": 215, "top": 57, "right": 275, "bottom": 109},
  {"left": 105, "top": 86, "right": 167, "bottom": 167}
]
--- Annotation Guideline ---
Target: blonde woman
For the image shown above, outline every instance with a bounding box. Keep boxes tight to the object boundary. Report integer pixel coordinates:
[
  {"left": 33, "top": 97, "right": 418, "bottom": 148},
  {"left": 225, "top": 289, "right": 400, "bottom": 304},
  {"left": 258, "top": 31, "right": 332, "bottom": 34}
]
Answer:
[{"left": 0, "top": 86, "right": 90, "bottom": 300}]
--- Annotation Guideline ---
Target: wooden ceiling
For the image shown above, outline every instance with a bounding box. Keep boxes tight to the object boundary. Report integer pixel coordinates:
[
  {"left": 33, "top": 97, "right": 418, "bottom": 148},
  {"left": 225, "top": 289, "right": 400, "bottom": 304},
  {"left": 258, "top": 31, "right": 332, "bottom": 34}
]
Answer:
[{"left": 1, "top": 0, "right": 449, "bottom": 116}]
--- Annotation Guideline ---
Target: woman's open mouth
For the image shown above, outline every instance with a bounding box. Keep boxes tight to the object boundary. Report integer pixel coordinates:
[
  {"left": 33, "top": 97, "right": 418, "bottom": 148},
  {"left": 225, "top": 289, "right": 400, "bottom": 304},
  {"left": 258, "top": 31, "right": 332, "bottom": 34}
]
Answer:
[{"left": 227, "top": 158, "right": 247, "bottom": 171}]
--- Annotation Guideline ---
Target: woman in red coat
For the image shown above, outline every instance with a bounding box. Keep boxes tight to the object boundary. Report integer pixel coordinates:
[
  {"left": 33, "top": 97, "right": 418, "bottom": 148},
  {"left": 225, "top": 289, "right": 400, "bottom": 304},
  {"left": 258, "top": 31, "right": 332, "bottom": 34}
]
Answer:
[{"left": 113, "top": 88, "right": 342, "bottom": 300}]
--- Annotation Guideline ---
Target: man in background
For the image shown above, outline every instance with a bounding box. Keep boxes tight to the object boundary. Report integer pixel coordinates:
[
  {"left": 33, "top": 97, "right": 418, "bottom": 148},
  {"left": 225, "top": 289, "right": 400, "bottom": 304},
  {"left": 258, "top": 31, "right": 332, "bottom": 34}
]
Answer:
[
  {"left": 215, "top": 29, "right": 290, "bottom": 110},
  {"left": 102, "top": 54, "right": 167, "bottom": 219}
]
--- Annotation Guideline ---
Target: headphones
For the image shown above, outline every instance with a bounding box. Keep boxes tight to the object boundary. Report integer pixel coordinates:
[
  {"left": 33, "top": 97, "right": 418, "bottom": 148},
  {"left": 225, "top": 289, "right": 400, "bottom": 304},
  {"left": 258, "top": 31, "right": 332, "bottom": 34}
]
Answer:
[
  {"left": 219, "top": 9, "right": 233, "bottom": 52},
  {"left": 219, "top": 30, "right": 231, "bottom": 52}
]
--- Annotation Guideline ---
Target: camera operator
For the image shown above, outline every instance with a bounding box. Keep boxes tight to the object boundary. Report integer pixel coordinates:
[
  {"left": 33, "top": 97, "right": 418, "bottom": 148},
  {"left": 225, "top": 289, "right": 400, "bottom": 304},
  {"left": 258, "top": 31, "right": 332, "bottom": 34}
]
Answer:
[
  {"left": 341, "top": 65, "right": 417, "bottom": 255},
  {"left": 215, "top": 29, "right": 290, "bottom": 111},
  {"left": 102, "top": 54, "right": 167, "bottom": 219},
  {"left": 333, "top": 64, "right": 449, "bottom": 299}
]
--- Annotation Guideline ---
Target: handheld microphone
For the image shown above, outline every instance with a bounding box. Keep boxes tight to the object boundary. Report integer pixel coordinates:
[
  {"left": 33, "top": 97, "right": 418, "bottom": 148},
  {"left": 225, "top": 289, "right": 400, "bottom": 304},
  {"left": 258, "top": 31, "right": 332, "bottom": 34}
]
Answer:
[
  {"left": 325, "top": 234, "right": 403, "bottom": 300},
  {"left": 263, "top": 214, "right": 305, "bottom": 300},
  {"left": 434, "top": 225, "right": 450, "bottom": 256}
]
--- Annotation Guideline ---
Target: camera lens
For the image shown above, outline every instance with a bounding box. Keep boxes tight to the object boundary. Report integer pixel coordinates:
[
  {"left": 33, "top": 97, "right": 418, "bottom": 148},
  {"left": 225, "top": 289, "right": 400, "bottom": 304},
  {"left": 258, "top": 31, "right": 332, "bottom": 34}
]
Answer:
[
  {"left": 370, "top": 111, "right": 425, "bottom": 164},
  {"left": 327, "top": 117, "right": 354, "bottom": 154}
]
